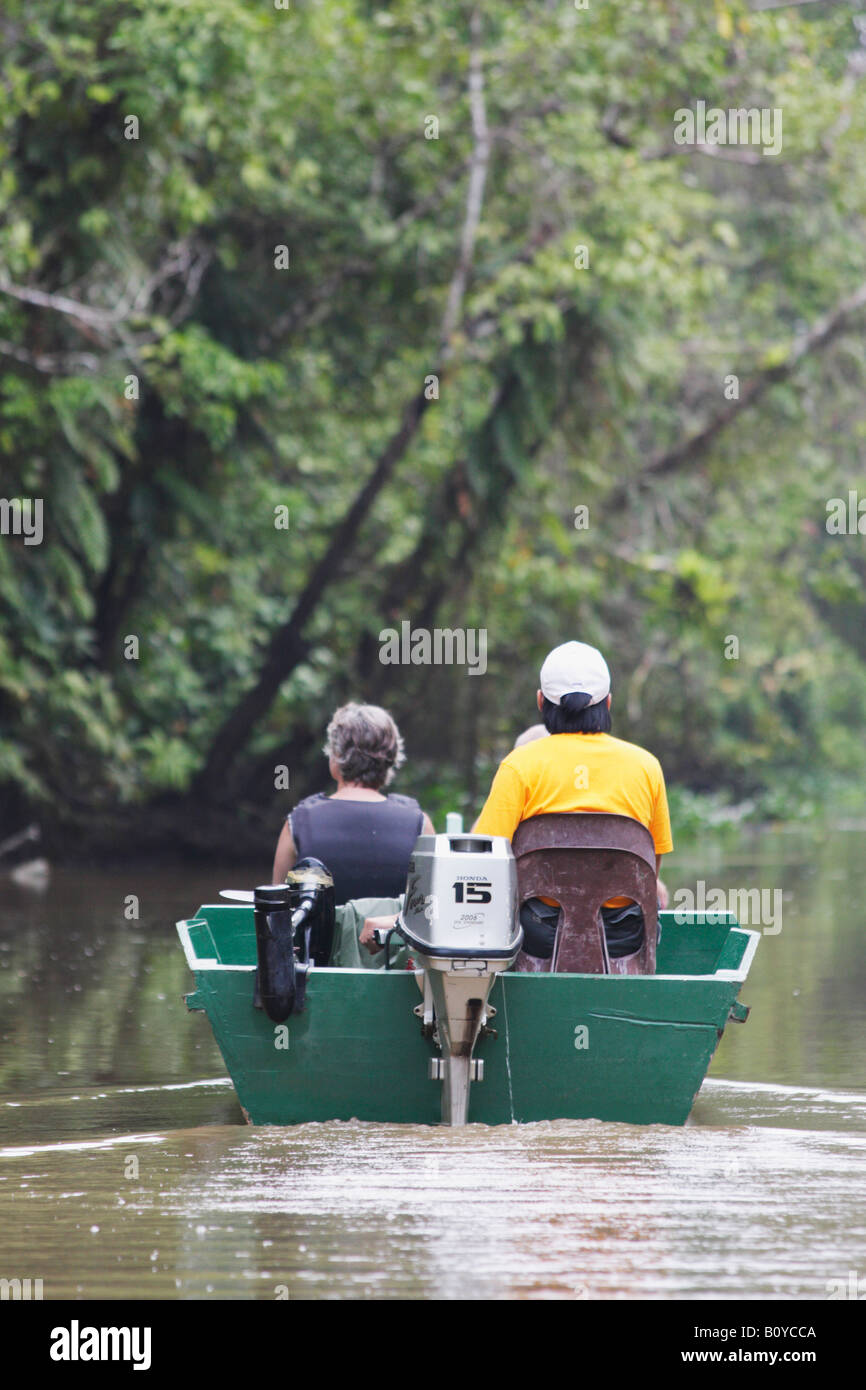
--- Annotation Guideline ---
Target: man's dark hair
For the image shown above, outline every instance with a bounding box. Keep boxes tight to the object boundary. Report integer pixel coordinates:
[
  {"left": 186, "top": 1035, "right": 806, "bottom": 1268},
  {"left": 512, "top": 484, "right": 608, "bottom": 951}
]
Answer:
[{"left": 541, "top": 690, "right": 611, "bottom": 734}]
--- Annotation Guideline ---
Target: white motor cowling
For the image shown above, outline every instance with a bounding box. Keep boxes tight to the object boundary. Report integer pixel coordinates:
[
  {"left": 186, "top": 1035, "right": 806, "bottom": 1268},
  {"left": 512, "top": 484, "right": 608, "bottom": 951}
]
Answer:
[{"left": 397, "top": 833, "right": 522, "bottom": 1125}]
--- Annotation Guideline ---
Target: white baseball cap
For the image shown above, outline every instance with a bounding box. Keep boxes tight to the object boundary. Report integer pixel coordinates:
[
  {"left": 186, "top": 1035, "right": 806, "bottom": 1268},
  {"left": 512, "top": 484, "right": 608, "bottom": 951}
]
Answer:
[{"left": 539, "top": 641, "right": 610, "bottom": 707}]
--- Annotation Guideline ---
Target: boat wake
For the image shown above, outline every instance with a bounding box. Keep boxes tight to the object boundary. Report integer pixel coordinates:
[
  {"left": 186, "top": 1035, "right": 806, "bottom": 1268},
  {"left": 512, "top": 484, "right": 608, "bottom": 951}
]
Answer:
[{"left": 0, "top": 1132, "right": 166, "bottom": 1160}]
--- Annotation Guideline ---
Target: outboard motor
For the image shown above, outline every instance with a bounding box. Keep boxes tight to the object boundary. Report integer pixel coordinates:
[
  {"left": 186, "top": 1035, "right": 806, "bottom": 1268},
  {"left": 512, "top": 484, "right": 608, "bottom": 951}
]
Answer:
[
  {"left": 397, "top": 834, "right": 521, "bottom": 1125},
  {"left": 253, "top": 857, "right": 335, "bottom": 1022}
]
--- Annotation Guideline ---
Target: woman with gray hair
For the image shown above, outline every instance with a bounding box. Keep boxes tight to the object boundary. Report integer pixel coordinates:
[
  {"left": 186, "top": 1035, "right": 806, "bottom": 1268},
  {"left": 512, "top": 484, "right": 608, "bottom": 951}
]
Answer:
[{"left": 271, "top": 703, "right": 434, "bottom": 903}]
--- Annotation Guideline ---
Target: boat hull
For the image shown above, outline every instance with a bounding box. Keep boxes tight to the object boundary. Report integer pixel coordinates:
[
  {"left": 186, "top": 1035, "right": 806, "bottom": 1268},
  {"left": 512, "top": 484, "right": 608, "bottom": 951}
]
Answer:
[{"left": 177, "top": 907, "right": 758, "bottom": 1127}]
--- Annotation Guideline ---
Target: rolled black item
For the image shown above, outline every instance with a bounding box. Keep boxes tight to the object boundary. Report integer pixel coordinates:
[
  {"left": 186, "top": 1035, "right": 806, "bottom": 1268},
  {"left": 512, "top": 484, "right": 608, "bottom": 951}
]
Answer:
[
  {"left": 254, "top": 884, "right": 298, "bottom": 1022},
  {"left": 253, "top": 860, "right": 336, "bottom": 1021}
]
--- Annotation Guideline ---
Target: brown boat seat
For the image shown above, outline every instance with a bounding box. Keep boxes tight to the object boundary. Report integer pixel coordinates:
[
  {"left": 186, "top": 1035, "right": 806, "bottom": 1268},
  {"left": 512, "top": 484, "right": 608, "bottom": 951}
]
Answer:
[{"left": 512, "top": 812, "right": 658, "bottom": 976}]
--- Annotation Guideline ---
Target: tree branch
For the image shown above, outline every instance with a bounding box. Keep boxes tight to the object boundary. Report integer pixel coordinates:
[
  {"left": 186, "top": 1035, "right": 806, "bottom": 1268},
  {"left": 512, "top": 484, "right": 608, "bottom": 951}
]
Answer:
[
  {"left": 0, "top": 339, "right": 101, "bottom": 373},
  {"left": 604, "top": 278, "right": 866, "bottom": 510},
  {"left": 192, "top": 386, "right": 433, "bottom": 797},
  {"left": 193, "top": 12, "right": 495, "bottom": 796},
  {"left": 0, "top": 238, "right": 211, "bottom": 340},
  {"left": 0, "top": 279, "right": 116, "bottom": 331},
  {"left": 752, "top": 0, "right": 842, "bottom": 10},
  {"left": 439, "top": 8, "right": 490, "bottom": 356}
]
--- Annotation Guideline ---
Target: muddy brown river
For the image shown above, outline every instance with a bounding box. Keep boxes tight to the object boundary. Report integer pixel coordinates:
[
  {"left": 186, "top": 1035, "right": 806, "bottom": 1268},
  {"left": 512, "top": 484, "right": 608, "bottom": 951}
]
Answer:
[{"left": 1, "top": 822, "right": 864, "bottom": 1300}]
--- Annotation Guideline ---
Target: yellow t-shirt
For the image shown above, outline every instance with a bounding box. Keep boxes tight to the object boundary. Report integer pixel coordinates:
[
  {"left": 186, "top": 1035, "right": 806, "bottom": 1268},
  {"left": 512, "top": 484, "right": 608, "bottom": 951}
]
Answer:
[{"left": 473, "top": 732, "right": 673, "bottom": 907}]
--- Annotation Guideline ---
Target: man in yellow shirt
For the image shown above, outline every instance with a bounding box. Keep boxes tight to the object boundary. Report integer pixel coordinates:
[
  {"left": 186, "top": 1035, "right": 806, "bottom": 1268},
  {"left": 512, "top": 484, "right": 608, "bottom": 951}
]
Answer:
[{"left": 473, "top": 640, "right": 673, "bottom": 962}]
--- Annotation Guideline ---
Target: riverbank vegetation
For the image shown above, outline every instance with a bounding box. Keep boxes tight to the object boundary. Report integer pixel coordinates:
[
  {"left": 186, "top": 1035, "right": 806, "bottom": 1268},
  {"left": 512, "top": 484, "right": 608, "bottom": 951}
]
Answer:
[{"left": 2, "top": 1, "right": 866, "bottom": 857}]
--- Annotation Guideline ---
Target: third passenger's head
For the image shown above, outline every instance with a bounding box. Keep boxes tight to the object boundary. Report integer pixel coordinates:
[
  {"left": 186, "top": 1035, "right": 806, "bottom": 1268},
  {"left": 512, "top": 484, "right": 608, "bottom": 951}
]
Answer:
[{"left": 536, "top": 641, "right": 612, "bottom": 735}]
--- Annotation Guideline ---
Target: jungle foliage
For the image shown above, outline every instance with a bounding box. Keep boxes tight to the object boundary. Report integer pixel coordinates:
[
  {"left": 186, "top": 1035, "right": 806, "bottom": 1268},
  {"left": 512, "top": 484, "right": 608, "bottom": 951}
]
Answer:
[{"left": 2, "top": 1, "right": 866, "bottom": 853}]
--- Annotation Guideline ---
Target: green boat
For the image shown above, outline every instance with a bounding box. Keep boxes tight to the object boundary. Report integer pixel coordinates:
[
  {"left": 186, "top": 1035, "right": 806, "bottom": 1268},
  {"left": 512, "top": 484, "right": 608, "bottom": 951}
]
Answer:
[{"left": 175, "top": 825, "right": 758, "bottom": 1127}]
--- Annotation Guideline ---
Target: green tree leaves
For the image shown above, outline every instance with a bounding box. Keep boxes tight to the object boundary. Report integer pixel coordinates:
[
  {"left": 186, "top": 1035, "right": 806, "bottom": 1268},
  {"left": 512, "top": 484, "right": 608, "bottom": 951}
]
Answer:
[{"left": 2, "top": 1, "right": 866, "bottom": 842}]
